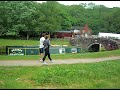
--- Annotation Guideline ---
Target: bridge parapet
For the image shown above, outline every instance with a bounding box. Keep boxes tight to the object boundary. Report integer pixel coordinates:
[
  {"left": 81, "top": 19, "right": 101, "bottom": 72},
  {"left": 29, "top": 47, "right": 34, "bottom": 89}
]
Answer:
[{"left": 70, "top": 37, "right": 119, "bottom": 52}]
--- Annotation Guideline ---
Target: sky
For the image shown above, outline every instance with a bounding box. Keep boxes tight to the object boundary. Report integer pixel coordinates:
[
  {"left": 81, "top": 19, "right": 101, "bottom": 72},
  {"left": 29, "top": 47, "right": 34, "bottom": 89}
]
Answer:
[{"left": 36, "top": 1, "right": 120, "bottom": 8}]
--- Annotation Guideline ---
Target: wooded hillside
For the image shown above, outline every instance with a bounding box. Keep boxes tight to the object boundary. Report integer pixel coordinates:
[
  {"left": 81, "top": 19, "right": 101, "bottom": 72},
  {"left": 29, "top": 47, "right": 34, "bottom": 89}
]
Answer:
[{"left": 0, "top": 1, "right": 120, "bottom": 39}]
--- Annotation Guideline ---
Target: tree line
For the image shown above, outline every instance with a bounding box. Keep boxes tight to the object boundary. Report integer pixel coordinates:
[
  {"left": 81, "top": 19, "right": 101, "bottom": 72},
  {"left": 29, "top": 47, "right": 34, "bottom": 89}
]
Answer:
[{"left": 0, "top": 1, "right": 120, "bottom": 39}]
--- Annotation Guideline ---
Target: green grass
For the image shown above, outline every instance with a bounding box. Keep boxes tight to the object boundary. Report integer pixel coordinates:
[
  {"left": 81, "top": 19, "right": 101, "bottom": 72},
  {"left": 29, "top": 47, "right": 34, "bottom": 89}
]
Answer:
[
  {"left": 0, "top": 39, "right": 120, "bottom": 89},
  {"left": 0, "top": 39, "right": 39, "bottom": 46},
  {"left": 0, "top": 49, "right": 120, "bottom": 60},
  {"left": 0, "top": 60, "right": 120, "bottom": 89},
  {"left": 0, "top": 38, "right": 70, "bottom": 46}
]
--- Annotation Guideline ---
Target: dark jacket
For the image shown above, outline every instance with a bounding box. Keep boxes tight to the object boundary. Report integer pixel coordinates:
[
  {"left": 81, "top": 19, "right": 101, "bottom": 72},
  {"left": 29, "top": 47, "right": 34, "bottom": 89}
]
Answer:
[{"left": 43, "top": 39, "right": 50, "bottom": 49}]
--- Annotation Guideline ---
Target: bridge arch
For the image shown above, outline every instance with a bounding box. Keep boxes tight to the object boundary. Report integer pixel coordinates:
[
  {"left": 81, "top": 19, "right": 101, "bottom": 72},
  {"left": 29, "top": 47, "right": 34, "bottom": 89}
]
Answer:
[
  {"left": 70, "top": 37, "right": 119, "bottom": 52},
  {"left": 87, "top": 43, "right": 107, "bottom": 52}
]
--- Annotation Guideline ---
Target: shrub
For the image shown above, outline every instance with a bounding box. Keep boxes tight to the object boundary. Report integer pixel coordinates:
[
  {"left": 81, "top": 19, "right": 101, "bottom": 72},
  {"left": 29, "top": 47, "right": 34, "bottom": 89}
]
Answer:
[{"left": 0, "top": 46, "right": 6, "bottom": 55}]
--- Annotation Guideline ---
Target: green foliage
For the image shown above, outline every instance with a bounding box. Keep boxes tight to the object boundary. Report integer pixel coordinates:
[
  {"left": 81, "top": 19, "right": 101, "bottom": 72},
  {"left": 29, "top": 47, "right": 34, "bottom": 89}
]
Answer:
[
  {"left": 0, "top": 46, "right": 6, "bottom": 55},
  {"left": 102, "top": 8, "right": 120, "bottom": 34},
  {"left": 0, "top": 1, "right": 120, "bottom": 38}
]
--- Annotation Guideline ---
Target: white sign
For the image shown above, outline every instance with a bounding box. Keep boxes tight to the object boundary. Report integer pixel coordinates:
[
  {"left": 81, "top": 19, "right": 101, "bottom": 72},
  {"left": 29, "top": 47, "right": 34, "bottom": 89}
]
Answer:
[{"left": 59, "top": 48, "right": 65, "bottom": 54}]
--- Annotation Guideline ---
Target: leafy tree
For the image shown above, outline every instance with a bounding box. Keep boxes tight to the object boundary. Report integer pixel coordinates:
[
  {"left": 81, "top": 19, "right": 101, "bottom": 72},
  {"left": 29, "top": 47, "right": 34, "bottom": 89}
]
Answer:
[
  {"left": 102, "top": 8, "right": 120, "bottom": 34},
  {"left": 0, "top": 1, "right": 120, "bottom": 39}
]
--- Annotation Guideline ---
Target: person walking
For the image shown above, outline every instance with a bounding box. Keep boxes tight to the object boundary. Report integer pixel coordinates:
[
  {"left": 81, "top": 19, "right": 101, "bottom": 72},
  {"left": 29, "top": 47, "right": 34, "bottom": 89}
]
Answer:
[
  {"left": 39, "top": 33, "right": 46, "bottom": 61},
  {"left": 42, "top": 35, "right": 53, "bottom": 64}
]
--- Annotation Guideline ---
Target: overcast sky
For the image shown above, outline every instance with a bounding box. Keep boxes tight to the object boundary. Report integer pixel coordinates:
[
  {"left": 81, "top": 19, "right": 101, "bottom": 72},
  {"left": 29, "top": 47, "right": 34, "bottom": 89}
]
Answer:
[{"left": 37, "top": 1, "right": 120, "bottom": 8}]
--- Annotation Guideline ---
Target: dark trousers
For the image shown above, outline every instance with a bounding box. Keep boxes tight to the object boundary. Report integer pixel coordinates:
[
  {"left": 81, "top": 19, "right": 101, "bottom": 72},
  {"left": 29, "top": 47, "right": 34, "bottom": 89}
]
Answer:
[{"left": 42, "top": 47, "right": 52, "bottom": 61}]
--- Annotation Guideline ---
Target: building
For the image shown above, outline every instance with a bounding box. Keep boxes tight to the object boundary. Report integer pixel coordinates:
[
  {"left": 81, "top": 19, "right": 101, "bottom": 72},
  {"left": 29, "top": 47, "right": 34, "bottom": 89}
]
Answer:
[
  {"left": 51, "top": 24, "right": 92, "bottom": 38},
  {"left": 53, "top": 31, "right": 72, "bottom": 38},
  {"left": 98, "top": 32, "right": 120, "bottom": 39}
]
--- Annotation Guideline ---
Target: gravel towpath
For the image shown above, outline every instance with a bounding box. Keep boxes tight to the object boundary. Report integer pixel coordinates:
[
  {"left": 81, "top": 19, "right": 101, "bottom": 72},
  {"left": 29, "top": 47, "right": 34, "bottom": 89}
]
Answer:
[{"left": 0, "top": 56, "right": 120, "bottom": 66}]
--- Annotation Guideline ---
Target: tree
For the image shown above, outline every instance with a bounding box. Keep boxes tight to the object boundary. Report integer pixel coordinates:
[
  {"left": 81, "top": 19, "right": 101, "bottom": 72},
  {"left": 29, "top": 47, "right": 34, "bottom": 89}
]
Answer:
[{"left": 102, "top": 8, "right": 120, "bottom": 34}]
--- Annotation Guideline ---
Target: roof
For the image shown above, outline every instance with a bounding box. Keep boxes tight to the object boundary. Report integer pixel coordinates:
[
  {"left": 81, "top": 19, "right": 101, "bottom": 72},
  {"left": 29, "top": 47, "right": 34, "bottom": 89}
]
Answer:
[{"left": 55, "top": 30, "right": 72, "bottom": 33}]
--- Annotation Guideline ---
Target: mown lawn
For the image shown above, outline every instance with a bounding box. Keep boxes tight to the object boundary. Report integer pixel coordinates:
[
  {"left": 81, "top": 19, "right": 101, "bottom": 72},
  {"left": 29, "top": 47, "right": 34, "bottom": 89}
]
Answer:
[{"left": 0, "top": 60, "right": 120, "bottom": 89}]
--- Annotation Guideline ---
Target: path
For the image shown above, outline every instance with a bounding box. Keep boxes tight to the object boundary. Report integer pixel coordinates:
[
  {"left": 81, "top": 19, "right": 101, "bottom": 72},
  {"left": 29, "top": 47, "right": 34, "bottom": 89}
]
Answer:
[{"left": 0, "top": 56, "right": 120, "bottom": 66}]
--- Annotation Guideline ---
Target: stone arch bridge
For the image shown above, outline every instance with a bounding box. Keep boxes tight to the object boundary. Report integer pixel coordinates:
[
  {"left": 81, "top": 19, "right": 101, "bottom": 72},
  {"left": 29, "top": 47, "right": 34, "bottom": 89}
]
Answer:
[{"left": 70, "top": 37, "right": 120, "bottom": 52}]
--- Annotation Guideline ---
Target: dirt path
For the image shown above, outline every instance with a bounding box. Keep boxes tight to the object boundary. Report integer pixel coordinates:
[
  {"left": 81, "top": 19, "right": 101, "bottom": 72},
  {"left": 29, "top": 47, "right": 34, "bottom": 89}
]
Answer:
[{"left": 0, "top": 56, "right": 120, "bottom": 66}]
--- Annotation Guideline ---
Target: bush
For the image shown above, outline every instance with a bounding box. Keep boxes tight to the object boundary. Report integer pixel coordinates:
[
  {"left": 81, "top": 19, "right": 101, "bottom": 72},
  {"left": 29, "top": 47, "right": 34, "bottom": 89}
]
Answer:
[{"left": 0, "top": 46, "right": 6, "bottom": 55}]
